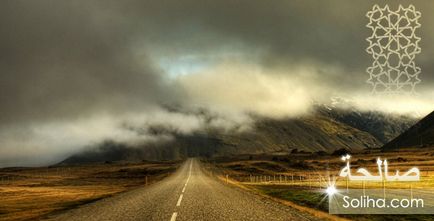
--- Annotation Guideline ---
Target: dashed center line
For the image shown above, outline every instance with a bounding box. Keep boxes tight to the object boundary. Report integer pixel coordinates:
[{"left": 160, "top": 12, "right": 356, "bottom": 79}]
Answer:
[
  {"left": 169, "top": 160, "right": 193, "bottom": 221},
  {"left": 170, "top": 212, "right": 177, "bottom": 221},
  {"left": 176, "top": 194, "right": 183, "bottom": 206}
]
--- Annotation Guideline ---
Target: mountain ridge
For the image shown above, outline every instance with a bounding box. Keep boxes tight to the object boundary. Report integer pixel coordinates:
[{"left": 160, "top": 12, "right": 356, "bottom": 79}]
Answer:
[
  {"left": 61, "top": 107, "right": 417, "bottom": 164},
  {"left": 382, "top": 110, "right": 434, "bottom": 150}
]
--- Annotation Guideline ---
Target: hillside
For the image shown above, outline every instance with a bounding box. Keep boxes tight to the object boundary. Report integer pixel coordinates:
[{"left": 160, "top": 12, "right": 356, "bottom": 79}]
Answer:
[
  {"left": 190, "top": 107, "right": 416, "bottom": 156},
  {"left": 382, "top": 111, "right": 434, "bottom": 150},
  {"left": 61, "top": 107, "right": 416, "bottom": 164}
]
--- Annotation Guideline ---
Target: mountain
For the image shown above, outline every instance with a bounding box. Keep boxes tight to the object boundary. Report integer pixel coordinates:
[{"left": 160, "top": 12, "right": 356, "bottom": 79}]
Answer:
[
  {"left": 317, "top": 106, "right": 416, "bottom": 144},
  {"left": 60, "top": 141, "right": 175, "bottom": 164},
  {"left": 382, "top": 111, "right": 434, "bottom": 150},
  {"left": 194, "top": 106, "right": 416, "bottom": 156},
  {"left": 61, "top": 107, "right": 417, "bottom": 164}
]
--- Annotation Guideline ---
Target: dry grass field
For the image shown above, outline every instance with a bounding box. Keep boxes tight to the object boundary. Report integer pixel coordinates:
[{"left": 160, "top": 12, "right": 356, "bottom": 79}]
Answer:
[
  {"left": 0, "top": 161, "right": 179, "bottom": 221},
  {"left": 210, "top": 147, "right": 434, "bottom": 189},
  {"left": 1, "top": 148, "right": 432, "bottom": 221},
  {"left": 206, "top": 147, "right": 434, "bottom": 221}
]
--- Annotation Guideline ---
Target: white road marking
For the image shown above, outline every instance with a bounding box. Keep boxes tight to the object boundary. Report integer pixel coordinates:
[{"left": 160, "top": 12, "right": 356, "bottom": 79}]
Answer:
[
  {"left": 169, "top": 160, "right": 193, "bottom": 221},
  {"left": 176, "top": 194, "right": 183, "bottom": 206},
  {"left": 184, "top": 160, "right": 192, "bottom": 187},
  {"left": 170, "top": 212, "right": 177, "bottom": 221}
]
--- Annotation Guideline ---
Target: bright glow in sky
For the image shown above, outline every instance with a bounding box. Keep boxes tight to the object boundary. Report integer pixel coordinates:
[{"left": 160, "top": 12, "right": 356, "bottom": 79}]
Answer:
[{"left": 159, "top": 55, "right": 214, "bottom": 78}]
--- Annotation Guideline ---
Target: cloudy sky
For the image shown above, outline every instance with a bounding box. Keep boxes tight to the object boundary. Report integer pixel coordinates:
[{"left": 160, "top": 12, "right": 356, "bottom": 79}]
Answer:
[{"left": 1, "top": 0, "right": 433, "bottom": 167}]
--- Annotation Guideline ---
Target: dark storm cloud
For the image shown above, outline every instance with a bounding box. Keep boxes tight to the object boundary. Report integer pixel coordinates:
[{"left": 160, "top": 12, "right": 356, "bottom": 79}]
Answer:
[
  {"left": 0, "top": 0, "right": 433, "bottom": 167},
  {"left": 0, "top": 1, "right": 177, "bottom": 125},
  {"left": 103, "top": 0, "right": 434, "bottom": 91},
  {"left": 1, "top": 0, "right": 433, "bottom": 124}
]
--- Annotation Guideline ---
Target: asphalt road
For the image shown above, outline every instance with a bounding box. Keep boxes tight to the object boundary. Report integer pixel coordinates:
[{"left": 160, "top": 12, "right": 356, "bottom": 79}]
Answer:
[{"left": 48, "top": 159, "right": 320, "bottom": 221}]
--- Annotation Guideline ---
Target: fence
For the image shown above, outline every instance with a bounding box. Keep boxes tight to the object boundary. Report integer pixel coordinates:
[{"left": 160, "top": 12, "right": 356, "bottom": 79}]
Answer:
[{"left": 201, "top": 163, "right": 434, "bottom": 191}]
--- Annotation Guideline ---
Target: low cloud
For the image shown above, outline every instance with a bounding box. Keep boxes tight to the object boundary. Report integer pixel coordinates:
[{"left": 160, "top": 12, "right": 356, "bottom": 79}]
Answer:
[
  {"left": 1, "top": 0, "right": 433, "bottom": 167},
  {"left": 178, "top": 61, "right": 325, "bottom": 118}
]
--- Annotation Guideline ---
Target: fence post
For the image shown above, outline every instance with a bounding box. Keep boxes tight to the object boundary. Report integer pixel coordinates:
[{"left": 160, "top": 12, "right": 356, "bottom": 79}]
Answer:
[
  {"left": 410, "top": 184, "right": 413, "bottom": 200},
  {"left": 308, "top": 174, "right": 311, "bottom": 189}
]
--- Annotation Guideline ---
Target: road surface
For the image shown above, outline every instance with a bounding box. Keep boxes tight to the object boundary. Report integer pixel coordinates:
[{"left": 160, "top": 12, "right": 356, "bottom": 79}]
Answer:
[{"left": 48, "top": 159, "right": 320, "bottom": 221}]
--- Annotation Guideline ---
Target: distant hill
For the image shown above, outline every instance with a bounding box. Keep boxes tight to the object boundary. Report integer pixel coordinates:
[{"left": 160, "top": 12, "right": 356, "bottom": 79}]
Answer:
[
  {"left": 195, "top": 106, "right": 416, "bottom": 156},
  {"left": 61, "top": 107, "right": 417, "bottom": 164},
  {"left": 317, "top": 107, "right": 416, "bottom": 144},
  {"left": 382, "top": 111, "right": 434, "bottom": 150}
]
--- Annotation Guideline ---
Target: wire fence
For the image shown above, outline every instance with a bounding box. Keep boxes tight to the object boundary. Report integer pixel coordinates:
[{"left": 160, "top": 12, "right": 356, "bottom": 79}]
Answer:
[{"left": 201, "top": 163, "right": 434, "bottom": 191}]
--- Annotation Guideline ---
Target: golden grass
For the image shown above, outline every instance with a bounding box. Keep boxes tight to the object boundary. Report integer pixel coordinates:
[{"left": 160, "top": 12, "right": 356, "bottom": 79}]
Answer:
[
  {"left": 213, "top": 147, "right": 434, "bottom": 189},
  {"left": 205, "top": 147, "right": 434, "bottom": 221},
  {"left": 0, "top": 162, "right": 178, "bottom": 221}
]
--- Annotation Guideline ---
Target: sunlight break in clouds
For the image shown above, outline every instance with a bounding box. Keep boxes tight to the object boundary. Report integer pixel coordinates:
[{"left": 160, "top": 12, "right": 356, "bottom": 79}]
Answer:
[
  {"left": 1, "top": 0, "right": 434, "bottom": 167},
  {"left": 178, "top": 61, "right": 322, "bottom": 118}
]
